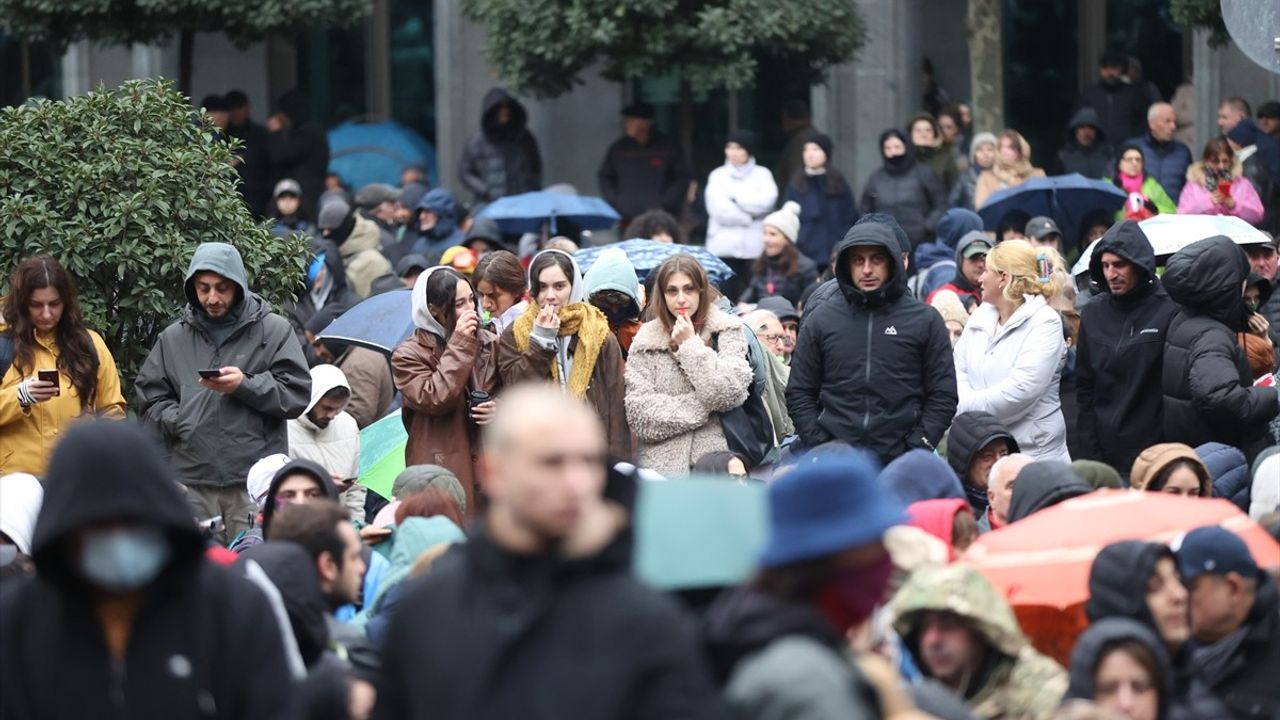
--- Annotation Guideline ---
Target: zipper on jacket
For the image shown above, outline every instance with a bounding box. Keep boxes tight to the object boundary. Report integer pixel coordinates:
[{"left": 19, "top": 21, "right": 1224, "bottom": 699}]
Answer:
[{"left": 863, "top": 310, "right": 873, "bottom": 431}]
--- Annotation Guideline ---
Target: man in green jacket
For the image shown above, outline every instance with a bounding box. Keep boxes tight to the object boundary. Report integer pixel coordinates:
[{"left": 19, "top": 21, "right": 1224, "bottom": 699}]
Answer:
[{"left": 137, "top": 242, "right": 310, "bottom": 543}]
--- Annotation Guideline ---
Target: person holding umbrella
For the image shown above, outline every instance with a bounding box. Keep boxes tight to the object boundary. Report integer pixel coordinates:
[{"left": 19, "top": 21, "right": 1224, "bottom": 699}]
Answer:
[
  {"left": 498, "top": 249, "right": 632, "bottom": 462},
  {"left": 391, "top": 266, "right": 501, "bottom": 516}
]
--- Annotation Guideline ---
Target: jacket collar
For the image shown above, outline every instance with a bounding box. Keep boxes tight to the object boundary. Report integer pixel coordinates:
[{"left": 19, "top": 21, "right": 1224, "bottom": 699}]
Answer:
[{"left": 629, "top": 306, "right": 739, "bottom": 353}]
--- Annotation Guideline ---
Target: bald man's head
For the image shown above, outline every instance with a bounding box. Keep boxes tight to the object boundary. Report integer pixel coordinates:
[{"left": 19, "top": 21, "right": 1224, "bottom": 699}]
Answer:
[
  {"left": 988, "top": 453, "right": 1033, "bottom": 525},
  {"left": 481, "top": 384, "right": 607, "bottom": 552},
  {"left": 1148, "top": 102, "right": 1176, "bottom": 142}
]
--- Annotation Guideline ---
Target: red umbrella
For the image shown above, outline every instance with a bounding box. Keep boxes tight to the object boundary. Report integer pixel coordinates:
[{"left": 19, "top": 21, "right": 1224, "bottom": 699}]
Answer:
[{"left": 961, "top": 489, "right": 1280, "bottom": 664}]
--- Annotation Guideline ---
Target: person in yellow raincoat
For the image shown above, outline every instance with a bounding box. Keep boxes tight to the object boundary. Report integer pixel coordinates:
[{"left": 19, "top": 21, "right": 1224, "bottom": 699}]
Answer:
[{"left": 1, "top": 256, "right": 125, "bottom": 476}]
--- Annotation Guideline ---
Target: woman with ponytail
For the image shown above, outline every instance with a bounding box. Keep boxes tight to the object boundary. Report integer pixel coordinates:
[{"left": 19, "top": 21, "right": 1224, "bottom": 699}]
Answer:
[
  {"left": 953, "top": 240, "right": 1071, "bottom": 462},
  {"left": 1, "top": 255, "right": 126, "bottom": 475},
  {"left": 497, "top": 249, "right": 633, "bottom": 462}
]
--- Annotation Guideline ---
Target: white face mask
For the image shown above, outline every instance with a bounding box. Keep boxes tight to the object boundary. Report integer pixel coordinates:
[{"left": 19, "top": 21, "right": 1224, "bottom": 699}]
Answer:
[{"left": 79, "top": 526, "right": 172, "bottom": 592}]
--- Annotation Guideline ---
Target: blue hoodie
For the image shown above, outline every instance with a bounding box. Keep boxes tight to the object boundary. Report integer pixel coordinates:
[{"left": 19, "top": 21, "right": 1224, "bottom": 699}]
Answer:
[
  {"left": 413, "top": 188, "right": 465, "bottom": 264},
  {"left": 914, "top": 209, "right": 983, "bottom": 298},
  {"left": 879, "top": 449, "right": 966, "bottom": 505}
]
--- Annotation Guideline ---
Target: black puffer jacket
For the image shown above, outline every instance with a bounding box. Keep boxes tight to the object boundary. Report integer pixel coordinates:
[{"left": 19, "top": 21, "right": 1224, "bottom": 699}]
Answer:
[
  {"left": 858, "top": 155, "right": 945, "bottom": 249},
  {"left": 458, "top": 88, "right": 542, "bottom": 204},
  {"left": 1076, "top": 221, "right": 1179, "bottom": 473},
  {"left": 1161, "top": 236, "right": 1280, "bottom": 460},
  {"left": 1006, "top": 462, "right": 1091, "bottom": 523},
  {"left": 786, "top": 223, "right": 958, "bottom": 464},
  {"left": 946, "top": 411, "right": 1020, "bottom": 513},
  {"left": 0, "top": 422, "right": 291, "bottom": 719},
  {"left": 1057, "top": 107, "right": 1114, "bottom": 179},
  {"left": 738, "top": 251, "right": 818, "bottom": 306}
]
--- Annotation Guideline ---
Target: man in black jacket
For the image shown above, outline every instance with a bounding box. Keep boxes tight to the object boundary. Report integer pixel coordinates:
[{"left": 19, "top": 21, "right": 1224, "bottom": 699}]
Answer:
[
  {"left": 1077, "top": 220, "right": 1179, "bottom": 475},
  {"left": 946, "top": 411, "right": 1020, "bottom": 519},
  {"left": 597, "top": 103, "right": 692, "bottom": 227},
  {"left": 1161, "top": 236, "right": 1280, "bottom": 460},
  {"left": 0, "top": 421, "right": 291, "bottom": 719},
  {"left": 786, "top": 223, "right": 958, "bottom": 465},
  {"left": 267, "top": 91, "right": 330, "bottom": 222},
  {"left": 374, "top": 385, "right": 722, "bottom": 720},
  {"left": 1075, "top": 51, "right": 1149, "bottom": 151}
]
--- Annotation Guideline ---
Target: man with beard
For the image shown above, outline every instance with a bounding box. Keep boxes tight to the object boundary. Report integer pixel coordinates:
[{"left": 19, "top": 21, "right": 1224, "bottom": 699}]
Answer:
[{"left": 288, "top": 364, "right": 363, "bottom": 522}]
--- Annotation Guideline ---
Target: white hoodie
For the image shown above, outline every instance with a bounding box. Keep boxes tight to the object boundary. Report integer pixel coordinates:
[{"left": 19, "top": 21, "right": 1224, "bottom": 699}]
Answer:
[
  {"left": 0, "top": 473, "right": 42, "bottom": 554},
  {"left": 287, "top": 364, "right": 361, "bottom": 517}
]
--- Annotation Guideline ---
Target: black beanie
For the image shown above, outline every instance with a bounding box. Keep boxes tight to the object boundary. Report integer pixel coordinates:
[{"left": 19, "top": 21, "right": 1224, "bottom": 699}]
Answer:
[
  {"left": 807, "top": 132, "right": 834, "bottom": 160},
  {"left": 727, "top": 130, "right": 759, "bottom": 158}
]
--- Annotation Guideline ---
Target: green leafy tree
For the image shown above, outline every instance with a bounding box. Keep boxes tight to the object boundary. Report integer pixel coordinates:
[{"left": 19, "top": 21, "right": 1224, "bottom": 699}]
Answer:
[
  {"left": 0, "top": 78, "right": 309, "bottom": 400},
  {"left": 1171, "top": 0, "right": 1229, "bottom": 48},
  {"left": 461, "top": 0, "right": 867, "bottom": 98},
  {"left": 0, "top": 0, "right": 373, "bottom": 92}
]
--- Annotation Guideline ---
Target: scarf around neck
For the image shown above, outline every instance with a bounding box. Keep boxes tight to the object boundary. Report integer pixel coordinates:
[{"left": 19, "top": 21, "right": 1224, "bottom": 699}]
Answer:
[{"left": 512, "top": 300, "right": 611, "bottom": 399}]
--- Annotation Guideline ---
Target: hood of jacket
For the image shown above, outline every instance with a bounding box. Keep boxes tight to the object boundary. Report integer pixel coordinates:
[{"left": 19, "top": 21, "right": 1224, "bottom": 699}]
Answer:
[
  {"left": 1088, "top": 220, "right": 1158, "bottom": 297},
  {"left": 236, "top": 542, "right": 330, "bottom": 667},
  {"left": 184, "top": 241, "right": 249, "bottom": 310},
  {"left": 416, "top": 188, "right": 460, "bottom": 241},
  {"left": 1065, "top": 618, "right": 1172, "bottom": 720},
  {"left": 832, "top": 222, "right": 904, "bottom": 307},
  {"left": 1085, "top": 540, "right": 1174, "bottom": 626},
  {"left": 463, "top": 217, "right": 504, "bottom": 249},
  {"left": 31, "top": 422, "right": 206, "bottom": 593},
  {"left": 1007, "top": 462, "right": 1092, "bottom": 523},
  {"left": 1065, "top": 107, "right": 1106, "bottom": 144},
  {"left": 0, "top": 472, "right": 42, "bottom": 556},
  {"left": 893, "top": 564, "right": 1028, "bottom": 658},
  {"left": 340, "top": 214, "right": 385, "bottom": 257},
  {"left": 304, "top": 363, "right": 351, "bottom": 416},
  {"left": 949, "top": 231, "right": 991, "bottom": 294},
  {"left": 702, "top": 584, "right": 845, "bottom": 684},
  {"left": 261, "top": 459, "right": 340, "bottom": 536},
  {"left": 581, "top": 247, "right": 641, "bottom": 309},
  {"left": 946, "top": 411, "right": 1019, "bottom": 484},
  {"left": 880, "top": 449, "right": 966, "bottom": 505},
  {"left": 938, "top": 208, "right": 985, "bottom": 250},
  {"left": 1129, "top": 443, "right": 1210, "bottom": 495},
  {"left": 1162, "top": 235, "right": 1253, "bottom": 330},
  {"left": 410, "top": 266, "right": 463, "bottom": 341},
  {"left": 528, "top": 248, "right": 586, "bottom": 303},
  {"left": 480, "top": 87, "right": 528, "bottom": 139},
  {"left": 386, "top": 516, "right": 466, "bottom": 573},
  {"left": 907, "top": 498, "right": 972, "bottom": 558},
  {"left": 1195, "top": 442, "right": 1250, "bottom": 502}
]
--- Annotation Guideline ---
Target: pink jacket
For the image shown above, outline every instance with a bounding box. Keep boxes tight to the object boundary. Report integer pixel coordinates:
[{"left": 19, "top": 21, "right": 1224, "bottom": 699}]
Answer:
[{"left": 1176, "top": 164, "right": 1264, "bottom": 224}]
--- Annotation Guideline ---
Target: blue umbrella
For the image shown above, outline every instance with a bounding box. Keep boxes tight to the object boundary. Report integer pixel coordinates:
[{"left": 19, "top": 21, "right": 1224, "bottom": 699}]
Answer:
[
  {"left": 316, "top": 289, "right": 415, "bottom": 355},
  {"left": 476, "top": 191, "right": 620, "bottom": 234},
  {"left": 978, "top": 174, "right": 1126, "bottom": 250},
  {"left": 327, "top": 120, "right": 438, "bottom": 190},
  {"left": 574, "top": 240, "right": 736, "bottom": 286}
]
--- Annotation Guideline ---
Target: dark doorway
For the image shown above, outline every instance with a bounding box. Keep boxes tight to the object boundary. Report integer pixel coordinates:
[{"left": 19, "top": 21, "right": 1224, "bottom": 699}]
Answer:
[{"left": 1003, "top": 0, "right": 1079, "bottom": 170}]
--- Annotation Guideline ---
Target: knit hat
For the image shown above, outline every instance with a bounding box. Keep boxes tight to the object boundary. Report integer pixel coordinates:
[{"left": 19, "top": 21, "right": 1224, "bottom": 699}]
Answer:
[
  {"left": 398, "top": 182, "right": 429, "bottom": 209},
  {"left": 929, "top": 289, "right": 969, "bottom": 329},
  {"left": 805, "top": 133, "right": 834, "bottom": 161},
  {"left": 969, "top": 132, "right": 997, "bottom": 165},
  {"left": 726, "top": 129, "right": 758, "bottom": 158},
  {"left": 1071, "top": 460, "right": 1123, "bottom": 490},
  {"left": 390, "top": 465, "right": 467, "bottom": 515},
  {"left": 759, "top": 450, "right": 903, "bottom": 568},
  {"left": 1130, "top": 443, "right": 1210, "bottom": 496},
  {"left": 756, "top": 296, "right": 799, "bottom": 322},
  {"left": 246, "top": 454, "right": 292, "bottom": 509},
  {"left": 762, "top": 201, "right": 802, "bottom": 243},
  {"left": 273, "top": 178, "right": 302, "bottom": 199},
  {"left": 582, "top": 247, "right": 641, "bottom": 306},
  {"left": 0, "top": 473, "right": 43, "bottom": 554},
  {"left": 1258, "top": 101, "right": 1280, "bottom": 120},
  {"left": 1225, "top": 120, "right": 1259, "bottom": 148},
  {"left": 318, "top": 200, "right": 352, "bottom": 231}
]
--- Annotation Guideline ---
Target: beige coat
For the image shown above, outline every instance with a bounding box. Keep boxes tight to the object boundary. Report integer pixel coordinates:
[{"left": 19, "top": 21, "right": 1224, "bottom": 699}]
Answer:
[{"left": 625, "top": 307, "right": 752, "bottom": 477}]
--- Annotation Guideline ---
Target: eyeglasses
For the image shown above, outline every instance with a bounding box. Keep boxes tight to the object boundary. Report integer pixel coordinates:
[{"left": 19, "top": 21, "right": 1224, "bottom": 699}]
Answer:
[{"left": 757, "top": 333, "right": 788, "bottom": 345}]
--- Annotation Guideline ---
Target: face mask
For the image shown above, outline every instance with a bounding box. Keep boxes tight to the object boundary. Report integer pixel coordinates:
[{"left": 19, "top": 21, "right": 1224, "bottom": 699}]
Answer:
[
  {"left": 816, "top": 553, "right": 896, "bottom": 631},
  {"left": 1246, "top": 300, "right": 1259, "bottom": 313},
  {"left": 80, "top": 526, "right": 172, "bottom": 592},
  {"left": 885, "top": 154, "right": 910, "bottom": 170}
]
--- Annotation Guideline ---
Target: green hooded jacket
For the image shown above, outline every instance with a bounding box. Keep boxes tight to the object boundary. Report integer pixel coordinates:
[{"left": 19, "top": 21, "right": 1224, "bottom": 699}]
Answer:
[
  {"left": 136, "top": 242, "right": 311, "bottom": 487},
  {"left": 892, "top": 564, "right": 1068, "bottom": 720}
]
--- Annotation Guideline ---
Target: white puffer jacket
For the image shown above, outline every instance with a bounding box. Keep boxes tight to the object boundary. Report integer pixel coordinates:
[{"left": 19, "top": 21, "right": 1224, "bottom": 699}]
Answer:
[
  {"left": 953, "top": 295, "right": 1070, "bottom": 463},
  {"left": 704, "top": 159, "right": 779, "bottom": 260}
]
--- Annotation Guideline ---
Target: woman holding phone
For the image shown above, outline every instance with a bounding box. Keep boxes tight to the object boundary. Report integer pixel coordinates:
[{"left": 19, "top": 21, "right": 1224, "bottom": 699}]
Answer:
[
  {"left": 625, "top": 254, "right": 753, "bottom": 477},
  {"left": 391, "top": 266, "right": 500, "bottom": 515},
  {"left": 1, "top": 255, "right": 126, "bottom": 476},
  {"left": 497, "top": 249, "right": 632, "bottom": 462},
  {"left": 1176, "top": 138, "right": 1264, "bottom": 224}
]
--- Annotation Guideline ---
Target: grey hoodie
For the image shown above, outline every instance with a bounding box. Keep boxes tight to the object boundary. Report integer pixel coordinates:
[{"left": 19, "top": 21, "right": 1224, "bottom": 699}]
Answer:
[{"left": 136, "top": 242, "right": 311, "bottom": 487}]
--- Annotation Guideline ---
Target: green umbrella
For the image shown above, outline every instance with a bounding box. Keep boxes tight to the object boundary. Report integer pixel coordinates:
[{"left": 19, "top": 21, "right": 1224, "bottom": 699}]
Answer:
[
  {"left": 633, "top": 477, "right": 768, "bottom": 590},
  {"left": 358, "top": 410, "right": 407, "bottom": 500}
]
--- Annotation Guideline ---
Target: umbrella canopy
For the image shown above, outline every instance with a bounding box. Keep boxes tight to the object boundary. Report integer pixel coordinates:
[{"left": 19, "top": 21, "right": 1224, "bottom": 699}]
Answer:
[
  {"left": 574, "top": 239, "right": 737, "bottom": 286},
  {"left": 315, "top": 288, "right": 414, "bottom": 355},
  {"left": 633, "top": 477, "right": 767, "bottom": 590},
  {"left": 963, "top": 489, "right": 1280, "bottom": 664},
  {"left": 476, "top": 191, "right": 620, "bottom": 234},
  {"left": 978, "top": 174, "right": 1126, "bottom": 251},
  {"left": 1138, "top": 214, "right": 1273, "bottom": 256},
  {"left": 327, "top": 119, "right": 438, "bottom": 190},
  {"left": 356, "top": 410, "right": 408, "bottom": 500}
]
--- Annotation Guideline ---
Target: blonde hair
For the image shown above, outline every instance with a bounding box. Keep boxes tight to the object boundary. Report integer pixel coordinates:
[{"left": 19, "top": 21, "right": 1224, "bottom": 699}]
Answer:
[{"left": 985, "top": 239, "right": 1065, "bottom": 302}]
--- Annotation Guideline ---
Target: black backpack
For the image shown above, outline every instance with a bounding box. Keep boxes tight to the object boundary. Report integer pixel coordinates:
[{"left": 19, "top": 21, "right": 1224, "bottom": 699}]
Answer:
[{"left": 711, "top": 328, "right": 776, "bottom": 468}]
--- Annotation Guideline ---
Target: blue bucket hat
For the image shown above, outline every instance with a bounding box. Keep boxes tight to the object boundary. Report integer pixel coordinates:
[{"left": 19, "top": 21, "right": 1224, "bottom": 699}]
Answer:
[{"left": 760, "top": 450, "right": 905, "bottom": 568}]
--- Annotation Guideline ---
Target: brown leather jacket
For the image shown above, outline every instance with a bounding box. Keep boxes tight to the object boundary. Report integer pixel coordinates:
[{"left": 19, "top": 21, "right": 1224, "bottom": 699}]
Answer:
[
  {"left": 391, "top": 327, "right": 500, "bottom": 515},
  {"left": 497, "top": 326, "right": 634, "bottom": 463}
]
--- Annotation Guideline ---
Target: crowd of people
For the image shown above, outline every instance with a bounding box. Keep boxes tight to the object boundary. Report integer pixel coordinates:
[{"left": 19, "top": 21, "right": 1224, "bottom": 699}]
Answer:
[{"left": 1, "top": 55, "right": 1280, "bottom": 720}]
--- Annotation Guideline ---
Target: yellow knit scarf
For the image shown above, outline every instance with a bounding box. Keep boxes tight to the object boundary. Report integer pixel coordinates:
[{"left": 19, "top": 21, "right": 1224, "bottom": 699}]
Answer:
[{"left": 512, "top": 301, "right": 611, "bottom": 399}]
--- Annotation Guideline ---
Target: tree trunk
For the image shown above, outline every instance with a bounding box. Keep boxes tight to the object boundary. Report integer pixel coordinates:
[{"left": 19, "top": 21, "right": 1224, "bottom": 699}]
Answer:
[
  {"left": 178, "top": 29, "right": 195, "bottom": 97},
  {"left": 967, "top": 0, "right": 1004, "bottom": 133}
]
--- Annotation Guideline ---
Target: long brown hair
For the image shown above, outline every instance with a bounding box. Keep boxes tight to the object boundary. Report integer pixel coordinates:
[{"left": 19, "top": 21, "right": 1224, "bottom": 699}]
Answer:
[
  {"left": 752, "top": 239, "right": 800, "bottom": 279},
  {"left": 2, "top": 256, "right": 100, "bottom": 409},
  {"left": 651, "top": 254, "right": 716, "bottom": 332}
]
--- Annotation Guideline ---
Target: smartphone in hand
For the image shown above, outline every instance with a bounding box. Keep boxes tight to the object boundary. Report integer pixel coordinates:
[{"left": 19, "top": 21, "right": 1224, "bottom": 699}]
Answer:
[
  {"left": 197, "top": 368, "right": 223, "bottom": 379},
  {"left": 37, "top": 369, "right": 60, "bottom": 396}
]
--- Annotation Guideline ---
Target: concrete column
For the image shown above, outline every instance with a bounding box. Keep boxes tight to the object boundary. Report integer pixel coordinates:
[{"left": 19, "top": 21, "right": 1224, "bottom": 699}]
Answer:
[
  {"left": 967, "top": 0, "right": 1004, "bottom": 133},
  {"left": 367, "top": 0, "right": 392, "bottom": 119},
  {"left": 1077, "top": 0, "right": 1106, "bottom": 92},
  {"left": 1192, "top": 28, "right": 1220, "bottom": 153}
]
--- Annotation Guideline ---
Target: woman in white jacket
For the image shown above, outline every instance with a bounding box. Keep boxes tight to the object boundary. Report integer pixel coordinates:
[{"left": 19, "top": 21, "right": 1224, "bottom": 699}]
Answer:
[
  {"left": 953, "top": 239, "right": 1071, "bottom": 463},
  {"left": 705, "top": 130, "right": 778, "bottom": 299}
]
